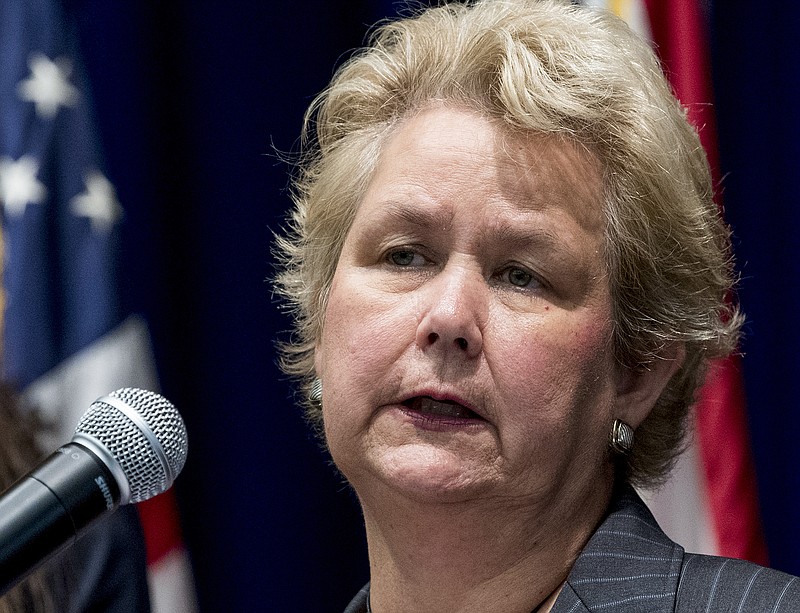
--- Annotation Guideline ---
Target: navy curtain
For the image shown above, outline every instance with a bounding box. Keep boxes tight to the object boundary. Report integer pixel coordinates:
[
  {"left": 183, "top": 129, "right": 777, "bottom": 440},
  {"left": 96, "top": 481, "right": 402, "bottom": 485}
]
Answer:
[
  {"left": 56, "top": 1, "right": 800, "bottom": 610},
  {"left": 66, "top": 2, "right": 382, "bottom": 610},
  {"left": 710, "top": 3, "right": 800, "bottom": 577}
]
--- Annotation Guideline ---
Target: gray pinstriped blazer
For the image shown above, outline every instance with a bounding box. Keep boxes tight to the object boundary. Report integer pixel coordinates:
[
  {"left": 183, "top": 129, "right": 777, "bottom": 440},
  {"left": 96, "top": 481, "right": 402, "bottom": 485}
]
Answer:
[{"left": 342, "top": 488, "right": 800, "bottom": 612}]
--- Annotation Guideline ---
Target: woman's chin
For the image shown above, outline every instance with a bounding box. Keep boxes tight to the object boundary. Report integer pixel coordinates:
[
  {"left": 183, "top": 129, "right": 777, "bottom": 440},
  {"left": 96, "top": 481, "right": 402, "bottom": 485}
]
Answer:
[{"left": 348, "top": 443, "right": 501, "bottom": 505}]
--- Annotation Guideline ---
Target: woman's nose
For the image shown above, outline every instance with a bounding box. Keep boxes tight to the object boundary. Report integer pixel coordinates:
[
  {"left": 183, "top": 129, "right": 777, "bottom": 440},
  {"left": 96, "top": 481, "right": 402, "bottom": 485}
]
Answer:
[{"left": 415, "top": 265, "right": 485, "bottom": 360}]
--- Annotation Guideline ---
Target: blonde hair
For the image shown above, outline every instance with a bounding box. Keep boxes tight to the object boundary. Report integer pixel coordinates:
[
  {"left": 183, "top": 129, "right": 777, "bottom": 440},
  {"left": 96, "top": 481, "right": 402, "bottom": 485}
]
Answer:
[{"left": 274, "top": 0, "right": 741, "bottom": 487}]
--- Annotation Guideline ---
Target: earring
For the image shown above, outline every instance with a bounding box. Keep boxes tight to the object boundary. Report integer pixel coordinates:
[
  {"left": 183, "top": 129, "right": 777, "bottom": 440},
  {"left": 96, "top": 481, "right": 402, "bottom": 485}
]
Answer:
[
  {"left": 309, "top": 378, "right": 323, "bottom": 404},
  {"left": 609, "top": 419, "right": 634, "bottom": 454}
]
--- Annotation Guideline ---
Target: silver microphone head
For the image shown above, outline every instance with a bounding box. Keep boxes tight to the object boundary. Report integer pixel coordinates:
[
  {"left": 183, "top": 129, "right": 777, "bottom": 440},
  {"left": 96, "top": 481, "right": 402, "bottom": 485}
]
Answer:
[{"left": 72, "top": 388, "right": 188, "bottom": 505}]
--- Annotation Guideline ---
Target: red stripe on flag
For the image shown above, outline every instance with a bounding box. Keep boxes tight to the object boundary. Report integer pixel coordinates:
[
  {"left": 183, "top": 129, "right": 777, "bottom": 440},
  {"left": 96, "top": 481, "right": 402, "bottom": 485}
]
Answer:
[
  {"left": 697, "top": 357, "right": 769, "bottom": 564},
  {"left": 643, "top": 0, "right": 769, "bottom": 564},
  {"left": 644, "top": 0, "right": 719, "bottom": 172},
  {"left": 137, "top": 489, "right": 186, "bottom": 566}
]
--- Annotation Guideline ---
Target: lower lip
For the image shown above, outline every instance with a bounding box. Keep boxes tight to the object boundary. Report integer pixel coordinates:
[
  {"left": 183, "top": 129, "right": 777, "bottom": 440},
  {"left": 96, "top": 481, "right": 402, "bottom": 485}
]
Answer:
[{"left": 395, "top": 405, "right": 487, "bottom": 432}]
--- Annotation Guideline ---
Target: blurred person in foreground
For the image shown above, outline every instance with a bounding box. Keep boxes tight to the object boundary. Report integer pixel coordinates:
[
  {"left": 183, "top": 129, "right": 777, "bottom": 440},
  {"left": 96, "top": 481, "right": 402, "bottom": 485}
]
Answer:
[
  {"left": 274, "top": 1, "right": 800, "bottom": 611},
  {"left": 0, "top": 385, "right": 68, "bottom": 612},
  {"left": 0, "top": 390, "right": 151, "bottom": 612},
  {"left": 0, "top": 236, "right": 151, "bottom": 612}
]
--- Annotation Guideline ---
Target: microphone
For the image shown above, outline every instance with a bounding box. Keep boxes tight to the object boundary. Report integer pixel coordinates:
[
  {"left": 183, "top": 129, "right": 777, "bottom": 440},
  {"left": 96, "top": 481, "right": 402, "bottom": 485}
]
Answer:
[{"left": 0, "top": 388, "right": 188, "bottom": 595}]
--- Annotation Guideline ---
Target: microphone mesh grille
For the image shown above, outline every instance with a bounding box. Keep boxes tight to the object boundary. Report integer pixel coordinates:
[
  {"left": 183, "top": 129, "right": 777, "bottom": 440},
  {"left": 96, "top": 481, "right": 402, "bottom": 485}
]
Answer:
[{"left": 75, "top": 388, "right": 188, "bottom": 504}]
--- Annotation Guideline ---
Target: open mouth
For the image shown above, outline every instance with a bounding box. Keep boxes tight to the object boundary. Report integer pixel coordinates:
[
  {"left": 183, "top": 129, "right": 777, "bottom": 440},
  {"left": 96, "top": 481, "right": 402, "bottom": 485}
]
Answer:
[{"left": 402, "top": 396, "right": 482, "bottom": 421}]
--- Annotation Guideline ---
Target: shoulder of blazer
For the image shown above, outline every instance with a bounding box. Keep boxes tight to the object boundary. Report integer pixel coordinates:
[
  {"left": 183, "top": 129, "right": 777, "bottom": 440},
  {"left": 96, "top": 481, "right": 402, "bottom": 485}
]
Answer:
[
  {"left": 555, "top": 487, "right": 684, "bottom": 613},
  {"left": 676, "top": 552, "right": 800, "bottom": 612}
]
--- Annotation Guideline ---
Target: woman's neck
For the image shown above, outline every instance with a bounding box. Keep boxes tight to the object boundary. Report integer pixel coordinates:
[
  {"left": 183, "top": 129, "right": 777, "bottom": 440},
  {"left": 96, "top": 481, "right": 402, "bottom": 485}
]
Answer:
[{"left": 360, "top": 474, "right": 613, "bottom": 613}]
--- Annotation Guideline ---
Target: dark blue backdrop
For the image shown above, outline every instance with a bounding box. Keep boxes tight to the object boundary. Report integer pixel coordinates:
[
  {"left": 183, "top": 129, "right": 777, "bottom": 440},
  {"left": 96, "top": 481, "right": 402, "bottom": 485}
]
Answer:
[
  {"left": 57, "top": 1, "right": 800, "bottom": 611},
  {"left": 711, "top": 2, "right": 800, "bottom": 580}
]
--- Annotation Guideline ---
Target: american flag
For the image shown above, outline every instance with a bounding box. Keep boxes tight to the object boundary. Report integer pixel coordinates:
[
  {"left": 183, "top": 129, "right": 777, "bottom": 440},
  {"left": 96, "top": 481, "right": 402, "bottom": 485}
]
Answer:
[{"left": 0, "top": 0, "right": 196, "bottom": 610}]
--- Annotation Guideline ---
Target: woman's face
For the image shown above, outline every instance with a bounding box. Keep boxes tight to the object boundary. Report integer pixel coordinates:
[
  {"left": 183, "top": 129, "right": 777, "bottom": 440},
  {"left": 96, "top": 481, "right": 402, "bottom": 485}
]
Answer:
[{"left": 315, "top": 105, "right": 625, "bottom": 512}]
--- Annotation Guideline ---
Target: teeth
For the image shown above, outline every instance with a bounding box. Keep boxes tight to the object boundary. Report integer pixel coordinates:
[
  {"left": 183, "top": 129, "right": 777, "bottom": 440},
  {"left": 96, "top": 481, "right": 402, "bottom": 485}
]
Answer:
[{"left": 414, "top": 396, "right": 475, "bottom": 419}]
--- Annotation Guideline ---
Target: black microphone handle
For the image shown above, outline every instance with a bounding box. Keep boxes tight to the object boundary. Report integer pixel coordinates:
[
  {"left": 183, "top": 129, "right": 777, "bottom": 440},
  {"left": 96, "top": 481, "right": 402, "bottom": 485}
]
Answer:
[{"left": 0, "top": 442, "right": 122, "bottom": 595}]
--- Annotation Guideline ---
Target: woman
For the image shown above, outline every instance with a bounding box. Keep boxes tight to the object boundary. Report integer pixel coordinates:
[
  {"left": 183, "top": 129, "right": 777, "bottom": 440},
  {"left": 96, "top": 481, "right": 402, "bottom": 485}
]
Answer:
[{"left": 275, "top": 1, "right": 800, "bottom": 611}]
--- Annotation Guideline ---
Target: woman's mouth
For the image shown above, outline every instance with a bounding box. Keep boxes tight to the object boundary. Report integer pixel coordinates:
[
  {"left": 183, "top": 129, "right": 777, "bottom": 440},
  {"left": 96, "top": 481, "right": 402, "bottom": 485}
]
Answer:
[{"left": 401, "top": 396, "right": 483, "bottom": 421}]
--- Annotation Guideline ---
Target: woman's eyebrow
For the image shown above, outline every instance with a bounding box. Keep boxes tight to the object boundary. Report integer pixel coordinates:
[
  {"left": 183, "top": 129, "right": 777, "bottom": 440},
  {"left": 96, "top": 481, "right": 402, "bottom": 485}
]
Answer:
[
  {"left": 484, "top": 220, "right": 563, "bottom": 251},
  {"left": 366, "top": 199, "right": 455, "bottom": 231}
]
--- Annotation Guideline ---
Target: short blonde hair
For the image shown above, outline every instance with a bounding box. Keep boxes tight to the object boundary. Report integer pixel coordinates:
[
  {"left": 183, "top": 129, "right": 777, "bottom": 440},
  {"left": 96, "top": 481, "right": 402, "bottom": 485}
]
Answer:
[{"left": 274, "top": 0, "right": 741, "bottom": 488}]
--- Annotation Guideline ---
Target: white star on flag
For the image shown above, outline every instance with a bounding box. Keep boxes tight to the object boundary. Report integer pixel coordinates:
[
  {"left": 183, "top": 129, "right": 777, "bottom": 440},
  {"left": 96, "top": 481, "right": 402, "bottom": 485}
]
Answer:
[
  {"left": 70, "top": 171, "right": 124, "bottom": 233},
  {"left": 17, "top": 52, "right": 80, "bottom": 119},
  {"left": 0, "top": 155, "right": 47, "bottom": 217}
]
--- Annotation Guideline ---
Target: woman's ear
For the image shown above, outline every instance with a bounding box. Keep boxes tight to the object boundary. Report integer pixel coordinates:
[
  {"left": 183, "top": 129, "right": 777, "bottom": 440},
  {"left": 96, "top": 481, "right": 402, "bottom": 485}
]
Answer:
[{"left": 614, "top": 342, "right": 686, "bottom": 429}]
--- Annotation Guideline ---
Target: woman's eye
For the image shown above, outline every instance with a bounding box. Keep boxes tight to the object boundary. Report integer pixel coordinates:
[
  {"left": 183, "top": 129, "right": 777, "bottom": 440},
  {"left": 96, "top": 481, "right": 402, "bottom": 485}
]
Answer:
[
  {"left": 388, "top": 249, "right": 423, "bottom": 267},
  {"left": 502, "top": 266, "right": 537, "bottom": 288}
]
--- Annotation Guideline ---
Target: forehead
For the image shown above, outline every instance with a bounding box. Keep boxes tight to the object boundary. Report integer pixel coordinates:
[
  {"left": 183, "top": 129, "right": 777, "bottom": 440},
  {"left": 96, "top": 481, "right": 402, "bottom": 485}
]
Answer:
[{"left": 362, "top": 104, "right": 606, "bottom": 234}]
